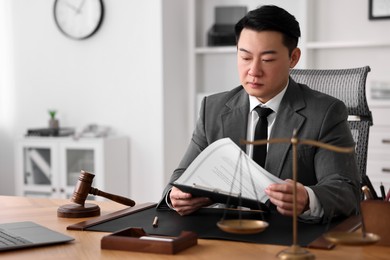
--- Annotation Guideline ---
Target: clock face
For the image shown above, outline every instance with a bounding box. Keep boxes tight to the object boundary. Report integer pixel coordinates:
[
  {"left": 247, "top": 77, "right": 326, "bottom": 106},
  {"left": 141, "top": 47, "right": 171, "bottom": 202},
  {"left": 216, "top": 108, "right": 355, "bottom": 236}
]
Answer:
[{"left": 54, "top": 0, "right": 104, "bottom": 40}]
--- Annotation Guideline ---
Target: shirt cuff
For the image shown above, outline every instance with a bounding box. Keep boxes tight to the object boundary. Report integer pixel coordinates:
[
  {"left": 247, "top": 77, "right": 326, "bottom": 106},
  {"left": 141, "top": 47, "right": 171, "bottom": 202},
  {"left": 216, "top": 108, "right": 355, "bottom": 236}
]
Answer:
[
  {"left": 301, "top": 186, "right": 324, "bottom": 217},
  {"left": 165, "top": 188, "right": 176, "bottom": 211}
]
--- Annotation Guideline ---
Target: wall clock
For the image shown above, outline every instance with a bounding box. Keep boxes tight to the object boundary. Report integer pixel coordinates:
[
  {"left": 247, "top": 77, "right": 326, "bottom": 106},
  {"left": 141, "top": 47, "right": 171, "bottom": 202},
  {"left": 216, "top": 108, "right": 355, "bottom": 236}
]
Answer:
[{"left": 53, "top": 0, "right": 104, "bottom": 40}]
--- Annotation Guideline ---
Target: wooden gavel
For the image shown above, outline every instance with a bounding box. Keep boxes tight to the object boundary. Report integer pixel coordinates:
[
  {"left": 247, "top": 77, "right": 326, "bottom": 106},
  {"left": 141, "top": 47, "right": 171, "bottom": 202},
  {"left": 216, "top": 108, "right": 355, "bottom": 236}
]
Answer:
[
  {"left": 72, "top": 170, "right": 135, "bottom": 207},
  {"left": 57, "top": 170, "right": 135, "bottom": 218}
]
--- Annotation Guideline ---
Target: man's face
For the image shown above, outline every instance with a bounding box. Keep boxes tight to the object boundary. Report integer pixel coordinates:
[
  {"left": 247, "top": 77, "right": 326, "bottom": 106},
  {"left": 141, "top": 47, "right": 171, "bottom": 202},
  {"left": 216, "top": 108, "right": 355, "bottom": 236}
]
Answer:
[{"left": 237, "top": 28, "right": 300, "bottom": 103}]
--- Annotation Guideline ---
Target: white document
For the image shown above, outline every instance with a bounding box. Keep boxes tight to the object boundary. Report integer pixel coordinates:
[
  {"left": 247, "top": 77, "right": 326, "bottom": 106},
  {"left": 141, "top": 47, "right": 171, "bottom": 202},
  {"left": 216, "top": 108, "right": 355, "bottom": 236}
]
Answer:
[{"left": 172, "top": 138, "right": 284, "bottom": 204}]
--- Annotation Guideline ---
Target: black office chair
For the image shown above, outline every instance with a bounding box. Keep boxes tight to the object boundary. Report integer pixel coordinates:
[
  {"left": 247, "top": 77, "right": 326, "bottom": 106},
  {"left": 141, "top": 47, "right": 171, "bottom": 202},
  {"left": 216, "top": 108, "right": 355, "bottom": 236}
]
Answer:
[{"left": 290, "top": 66, "right": 373, "bottom": 183}]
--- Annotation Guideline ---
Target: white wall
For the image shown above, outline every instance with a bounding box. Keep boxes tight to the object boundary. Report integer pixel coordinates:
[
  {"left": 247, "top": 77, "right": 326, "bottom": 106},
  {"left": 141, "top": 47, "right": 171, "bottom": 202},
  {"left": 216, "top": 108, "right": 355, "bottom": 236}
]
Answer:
[
  {"left": 0, "top": 0, "right": 189, "bottom": 203},
  {"left": 162, "top": 0, "right": 190, "bottom": 181}
]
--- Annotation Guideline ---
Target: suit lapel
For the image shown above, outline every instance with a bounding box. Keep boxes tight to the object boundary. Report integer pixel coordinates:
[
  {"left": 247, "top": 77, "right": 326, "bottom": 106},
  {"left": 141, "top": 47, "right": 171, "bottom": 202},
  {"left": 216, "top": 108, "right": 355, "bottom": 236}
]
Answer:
[
  {"left": 221, "top": 88, "right": 249, "bottom": 151},
  {"left": 266, "top": 79, "right": 306, "bottom": 177}
]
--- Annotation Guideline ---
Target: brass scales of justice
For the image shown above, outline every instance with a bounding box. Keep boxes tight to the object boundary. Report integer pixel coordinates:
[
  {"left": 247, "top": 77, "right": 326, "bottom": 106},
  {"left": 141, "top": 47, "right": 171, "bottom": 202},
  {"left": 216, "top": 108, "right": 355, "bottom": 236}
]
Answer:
[{"left": 215, "top": 129, "right": 379, "bottom": 260}]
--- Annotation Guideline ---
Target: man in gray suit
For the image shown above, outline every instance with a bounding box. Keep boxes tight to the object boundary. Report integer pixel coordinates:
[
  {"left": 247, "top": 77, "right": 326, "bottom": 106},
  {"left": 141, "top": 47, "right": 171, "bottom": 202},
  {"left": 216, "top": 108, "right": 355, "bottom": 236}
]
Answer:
[{"left": 159, "top": 5, "right": 360, "bottom": 223}]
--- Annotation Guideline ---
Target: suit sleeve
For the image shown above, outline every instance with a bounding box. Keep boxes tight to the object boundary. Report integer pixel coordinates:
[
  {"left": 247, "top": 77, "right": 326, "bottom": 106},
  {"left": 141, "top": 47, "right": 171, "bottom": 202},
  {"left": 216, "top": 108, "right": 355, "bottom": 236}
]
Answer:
[{"left": 309, "top": 99, "right": 360, "bottom": 222}]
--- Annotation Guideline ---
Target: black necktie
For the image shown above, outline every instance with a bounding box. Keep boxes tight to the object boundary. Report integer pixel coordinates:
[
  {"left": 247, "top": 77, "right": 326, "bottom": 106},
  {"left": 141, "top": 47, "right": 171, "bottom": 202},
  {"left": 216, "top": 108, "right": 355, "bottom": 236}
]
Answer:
[{"left": 253, "top": 107, "right": 273, "bottom": 167}]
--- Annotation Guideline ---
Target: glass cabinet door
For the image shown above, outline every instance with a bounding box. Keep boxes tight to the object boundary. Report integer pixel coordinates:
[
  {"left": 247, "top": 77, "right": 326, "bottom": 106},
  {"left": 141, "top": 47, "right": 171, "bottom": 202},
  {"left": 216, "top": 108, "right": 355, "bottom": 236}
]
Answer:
[
  {"left": 21, "top": 145, "right": 54, "bottom": 197},
  {"left": 65, "top": 148, "right": 95, "bottom": 187},
  {"left": 23, "top": 147, "right": 52, "bottom": 186}
]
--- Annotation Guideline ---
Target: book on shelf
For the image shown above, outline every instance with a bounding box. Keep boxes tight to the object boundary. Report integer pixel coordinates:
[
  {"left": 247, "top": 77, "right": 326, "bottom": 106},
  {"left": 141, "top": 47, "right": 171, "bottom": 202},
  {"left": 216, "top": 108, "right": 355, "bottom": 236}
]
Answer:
[{"left": 171, "top": 138, "right": 284, "bottom": 211}]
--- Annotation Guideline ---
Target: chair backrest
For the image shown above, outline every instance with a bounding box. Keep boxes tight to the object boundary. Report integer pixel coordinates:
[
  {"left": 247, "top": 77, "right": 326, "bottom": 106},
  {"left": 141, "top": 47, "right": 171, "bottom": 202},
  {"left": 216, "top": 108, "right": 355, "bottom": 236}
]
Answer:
[{"left": 290, "top": 66, "right": 372, "bottom": 180}]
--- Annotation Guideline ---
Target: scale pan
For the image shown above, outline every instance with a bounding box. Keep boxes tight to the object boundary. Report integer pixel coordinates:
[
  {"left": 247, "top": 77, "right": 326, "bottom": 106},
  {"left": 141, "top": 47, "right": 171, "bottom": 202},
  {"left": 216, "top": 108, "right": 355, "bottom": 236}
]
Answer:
[
  {"left": 324, "top": 231, "right": 380, "bottom": 246},
  {"left": 217, "top": 219, "right": 269, "bottom": 234}
]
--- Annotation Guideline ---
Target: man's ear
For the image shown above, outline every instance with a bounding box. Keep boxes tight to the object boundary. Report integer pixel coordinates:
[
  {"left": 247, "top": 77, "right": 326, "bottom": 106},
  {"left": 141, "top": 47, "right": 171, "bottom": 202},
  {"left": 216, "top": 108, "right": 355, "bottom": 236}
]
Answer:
[{"left": 289, "top": 48, "right": 301, "bottom": 68}]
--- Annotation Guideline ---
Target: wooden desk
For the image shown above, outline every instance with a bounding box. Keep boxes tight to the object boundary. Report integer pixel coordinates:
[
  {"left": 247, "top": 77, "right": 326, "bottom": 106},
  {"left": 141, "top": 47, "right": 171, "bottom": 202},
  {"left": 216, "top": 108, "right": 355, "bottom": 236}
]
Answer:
[{"left": 0, "top": 196, "right": 388, "bottom": 259}]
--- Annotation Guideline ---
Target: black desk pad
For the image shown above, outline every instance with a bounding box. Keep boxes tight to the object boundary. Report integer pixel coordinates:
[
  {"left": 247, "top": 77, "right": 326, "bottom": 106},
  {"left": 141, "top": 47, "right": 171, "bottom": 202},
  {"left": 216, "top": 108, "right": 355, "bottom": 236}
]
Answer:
[{"left": 86, "top": 207, "right": 342, "bottom": 247}]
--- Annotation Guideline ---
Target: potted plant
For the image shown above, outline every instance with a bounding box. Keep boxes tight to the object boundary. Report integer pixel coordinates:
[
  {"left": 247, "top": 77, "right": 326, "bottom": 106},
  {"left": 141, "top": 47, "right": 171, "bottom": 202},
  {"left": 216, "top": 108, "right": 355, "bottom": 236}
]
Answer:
[{"left": 48, "top": 110, "right": 59, "bottom": 129}]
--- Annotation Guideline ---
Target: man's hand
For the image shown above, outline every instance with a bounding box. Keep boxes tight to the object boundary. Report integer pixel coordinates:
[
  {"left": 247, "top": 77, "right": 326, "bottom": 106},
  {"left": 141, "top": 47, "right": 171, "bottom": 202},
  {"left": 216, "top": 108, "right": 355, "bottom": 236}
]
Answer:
[
  {"left": 169, "top": 186, "right": 212, "bottom": 216},
  {"left": 265, "top": 179, "right": 309, "bottom": 216}
]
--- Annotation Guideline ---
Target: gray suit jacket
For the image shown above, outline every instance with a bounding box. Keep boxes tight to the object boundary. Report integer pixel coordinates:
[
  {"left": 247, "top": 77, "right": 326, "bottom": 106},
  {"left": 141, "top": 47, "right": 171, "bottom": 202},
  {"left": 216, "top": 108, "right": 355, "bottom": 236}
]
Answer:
[{"left": 160, "top": 78, "right": 360, "bottom": 222}]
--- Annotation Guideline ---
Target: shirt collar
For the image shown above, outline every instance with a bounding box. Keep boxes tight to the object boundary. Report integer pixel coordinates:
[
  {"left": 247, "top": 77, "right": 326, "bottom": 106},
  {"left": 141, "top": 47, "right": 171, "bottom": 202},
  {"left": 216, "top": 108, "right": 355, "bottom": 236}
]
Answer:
[{"left": 249, "top": 79, "right": 289, "bottom": 113}]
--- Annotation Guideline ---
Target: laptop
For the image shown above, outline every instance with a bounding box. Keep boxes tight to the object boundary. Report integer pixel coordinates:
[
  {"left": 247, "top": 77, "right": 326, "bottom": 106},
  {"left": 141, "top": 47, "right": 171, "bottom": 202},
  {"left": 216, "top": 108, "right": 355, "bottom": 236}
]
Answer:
[{"left": 0, "top": 221, "right": 74, "bottom": 251}]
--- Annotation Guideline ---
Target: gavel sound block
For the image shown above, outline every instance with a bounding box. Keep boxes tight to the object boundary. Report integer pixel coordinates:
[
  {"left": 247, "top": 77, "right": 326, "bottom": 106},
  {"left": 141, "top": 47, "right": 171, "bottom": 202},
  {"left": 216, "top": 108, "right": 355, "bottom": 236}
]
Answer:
[{"left": 57, "top": 170, "right": 136, "bottom": 218}]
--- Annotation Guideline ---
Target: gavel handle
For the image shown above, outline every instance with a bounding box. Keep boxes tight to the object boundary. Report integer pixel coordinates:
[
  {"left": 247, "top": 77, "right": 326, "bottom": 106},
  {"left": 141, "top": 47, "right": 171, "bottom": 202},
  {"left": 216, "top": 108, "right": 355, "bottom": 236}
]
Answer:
[{"left": 89, "top": 187, "right": 136, "bottom": 207}]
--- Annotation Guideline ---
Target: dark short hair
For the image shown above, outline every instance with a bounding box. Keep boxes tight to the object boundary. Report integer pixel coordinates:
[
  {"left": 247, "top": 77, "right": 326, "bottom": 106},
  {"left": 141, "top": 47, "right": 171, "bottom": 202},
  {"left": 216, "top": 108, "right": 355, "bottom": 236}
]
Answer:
[{"left": 234, "top": 5, "right": 301, "bottom": 55}]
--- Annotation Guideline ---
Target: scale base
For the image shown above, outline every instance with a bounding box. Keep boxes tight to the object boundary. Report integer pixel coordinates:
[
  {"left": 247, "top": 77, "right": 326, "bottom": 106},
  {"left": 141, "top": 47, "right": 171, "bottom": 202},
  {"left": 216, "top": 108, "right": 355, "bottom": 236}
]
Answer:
[
  {"left": 277, "top": 245, "right": 315, "bottom": 260},
  {"left": 57, "top": 203, "right": 101, "bottom": 218}
]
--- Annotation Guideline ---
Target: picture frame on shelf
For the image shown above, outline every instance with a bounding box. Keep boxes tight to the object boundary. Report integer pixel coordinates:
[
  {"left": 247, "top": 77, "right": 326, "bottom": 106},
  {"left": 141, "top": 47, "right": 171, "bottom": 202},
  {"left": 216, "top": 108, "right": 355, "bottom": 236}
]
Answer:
[{"left": 369, "top": 0, "right": 390, "bottom": 20}]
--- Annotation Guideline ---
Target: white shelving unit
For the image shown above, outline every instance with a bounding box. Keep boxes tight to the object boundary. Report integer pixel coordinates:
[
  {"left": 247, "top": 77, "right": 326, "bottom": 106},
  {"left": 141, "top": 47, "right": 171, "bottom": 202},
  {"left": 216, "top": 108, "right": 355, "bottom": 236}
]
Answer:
[{"left": 15, "top": 136, "right": 129, "bottom": 200}]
